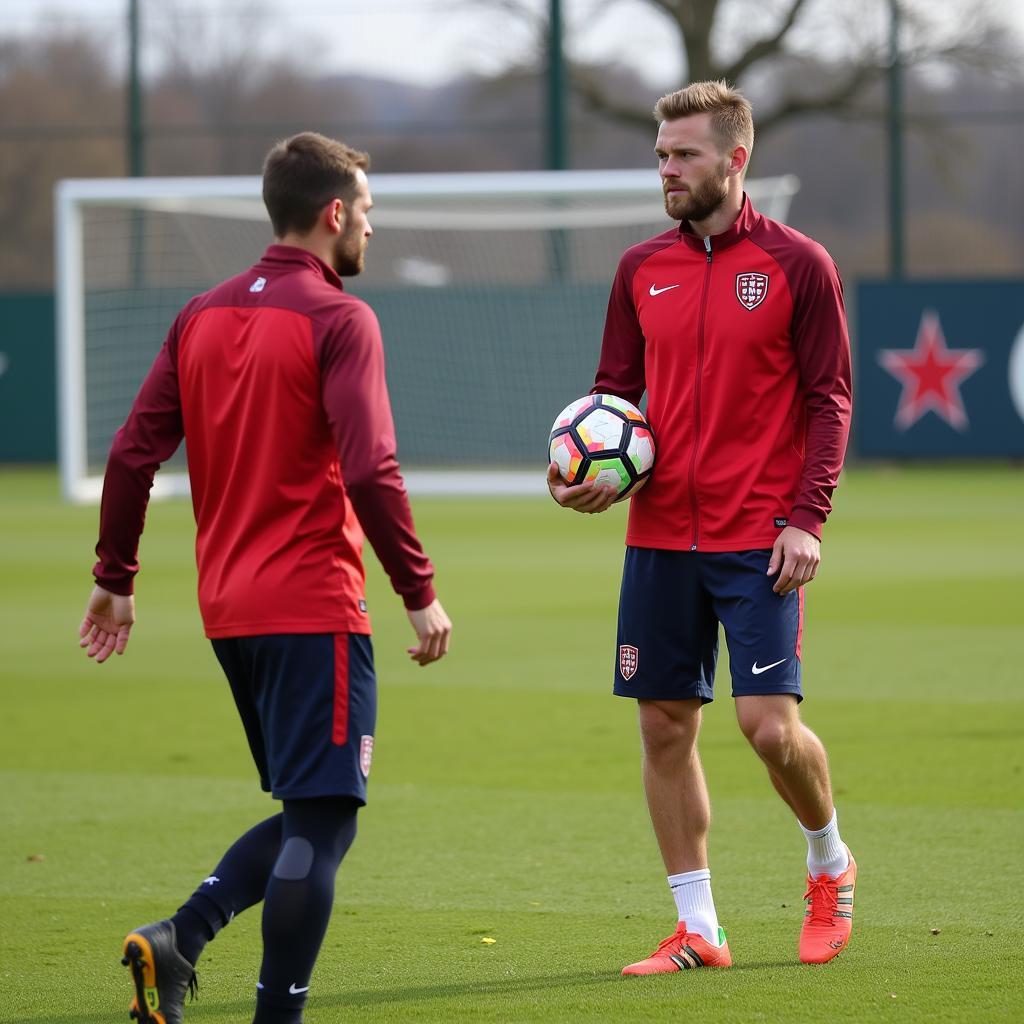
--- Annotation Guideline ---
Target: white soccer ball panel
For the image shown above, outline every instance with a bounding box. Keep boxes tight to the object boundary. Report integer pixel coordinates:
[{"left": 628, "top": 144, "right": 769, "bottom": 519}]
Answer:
[
  {"left": 627, "top": 429, "right": 655, "bottom": 473},
  {"left": 576, "top": 408, "right": 627, "bottom": 452},
  {"left": 549, "top": 431, "right": 585, "bottom": 483},
  {"left": 591, "top": 464, "right": 628, "bottom": 490}
]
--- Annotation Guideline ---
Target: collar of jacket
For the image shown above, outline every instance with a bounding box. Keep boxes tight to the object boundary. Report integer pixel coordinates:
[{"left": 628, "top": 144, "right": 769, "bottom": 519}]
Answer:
[
  {"left": 675, "top": 192, "right": 761, "bottom": 255},
  {"left": 259, "top": 243, "right": 344, "bottom": 290}
]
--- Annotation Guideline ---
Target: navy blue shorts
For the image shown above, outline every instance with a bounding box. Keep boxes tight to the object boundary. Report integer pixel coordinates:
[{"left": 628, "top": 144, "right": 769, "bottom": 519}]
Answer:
[
  {"left": 212, "top": 633, "right": 377, "bottom": 803},
  {"left": 614, "top": 547, "right": 804, "bottom": 703}
]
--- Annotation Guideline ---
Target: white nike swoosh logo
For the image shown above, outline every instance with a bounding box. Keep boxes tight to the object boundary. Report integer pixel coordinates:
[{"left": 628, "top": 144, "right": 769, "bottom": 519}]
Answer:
[
  {"left": 289, "top": 983, "right": 310, "bottom": 995},
  {"left": 649, "top": 284, "right": 680, "bottom": 296},
  {"left": 751, "top": 658, "right": 787, "bottom": 675}
]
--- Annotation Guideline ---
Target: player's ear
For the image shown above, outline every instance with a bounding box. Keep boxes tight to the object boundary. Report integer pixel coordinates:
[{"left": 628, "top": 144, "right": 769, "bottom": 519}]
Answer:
[
  {"left": 323, "top": 198, "right": 346, "bottom": 234},
  {"left": 727, "top": 144, "right": 749, "bottom": 177}
]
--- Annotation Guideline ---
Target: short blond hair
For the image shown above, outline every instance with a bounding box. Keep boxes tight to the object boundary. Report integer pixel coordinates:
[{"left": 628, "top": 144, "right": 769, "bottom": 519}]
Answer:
[{"left": 654, "top": 80, "right": 754, "bottom": 156}]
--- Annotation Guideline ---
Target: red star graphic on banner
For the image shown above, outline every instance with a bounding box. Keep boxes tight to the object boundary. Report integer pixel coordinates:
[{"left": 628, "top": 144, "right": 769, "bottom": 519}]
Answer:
[{"left": 877, "top": 310, "right": 985, "bottom": 431}]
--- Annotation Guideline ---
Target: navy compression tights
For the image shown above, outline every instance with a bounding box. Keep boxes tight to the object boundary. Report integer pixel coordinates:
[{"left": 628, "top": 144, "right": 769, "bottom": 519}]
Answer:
[{"left": 172, "top": 797, "right": 359, "bottom": 1021}]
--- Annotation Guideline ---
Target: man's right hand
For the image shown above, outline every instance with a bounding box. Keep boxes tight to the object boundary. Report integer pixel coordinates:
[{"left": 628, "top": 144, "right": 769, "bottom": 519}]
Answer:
[
  {"left": 547, "top": 461, "right": 618, "bottom": 515},
  {"left": 406, "top": 598, "right": 452, "bottom": 666}
]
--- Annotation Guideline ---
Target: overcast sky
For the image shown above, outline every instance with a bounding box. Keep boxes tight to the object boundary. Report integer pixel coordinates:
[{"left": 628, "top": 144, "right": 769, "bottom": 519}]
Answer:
[{"left": 1, "top": 0, "right": 1021, "bottom": 87}]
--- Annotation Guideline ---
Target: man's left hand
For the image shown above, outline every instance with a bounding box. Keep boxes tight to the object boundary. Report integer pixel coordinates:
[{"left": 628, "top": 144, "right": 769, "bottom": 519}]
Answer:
[
  {"left": 79, "top": 585, "right": 135, "bottom": 663},
  {"left": 767, "top": 526, "right": 820, "bottom": 596}
]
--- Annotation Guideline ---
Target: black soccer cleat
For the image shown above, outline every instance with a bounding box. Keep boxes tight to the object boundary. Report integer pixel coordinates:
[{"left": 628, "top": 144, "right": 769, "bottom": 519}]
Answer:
[{"left": 121, "top": 920, "right": 198, "bottom": 1024}]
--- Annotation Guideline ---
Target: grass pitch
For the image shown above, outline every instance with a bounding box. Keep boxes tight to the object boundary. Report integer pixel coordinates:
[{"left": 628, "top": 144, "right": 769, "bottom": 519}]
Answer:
[{"left": 1, "top": 464, "right": 1022, "bottom": 1023}]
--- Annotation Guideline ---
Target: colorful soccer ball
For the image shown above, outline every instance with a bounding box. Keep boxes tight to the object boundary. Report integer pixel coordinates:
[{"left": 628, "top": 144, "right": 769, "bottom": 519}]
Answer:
[{"left": 548, "top": 394, "right": 655, "bottom": 501}]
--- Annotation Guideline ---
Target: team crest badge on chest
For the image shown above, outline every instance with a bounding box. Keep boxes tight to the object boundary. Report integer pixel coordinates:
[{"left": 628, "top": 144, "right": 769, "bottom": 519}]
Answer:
[
  {"left": 619, "top": 645, "right": 638, "bottom": 680},
  {"left": 736, "top": 272, "right": 769, "bottom": 310}
]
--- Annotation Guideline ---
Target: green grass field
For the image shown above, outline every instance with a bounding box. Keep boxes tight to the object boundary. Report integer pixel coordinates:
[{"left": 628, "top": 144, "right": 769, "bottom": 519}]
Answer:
[{"left": 1, "top": 465, "right": 1022, "bottom": 1023}]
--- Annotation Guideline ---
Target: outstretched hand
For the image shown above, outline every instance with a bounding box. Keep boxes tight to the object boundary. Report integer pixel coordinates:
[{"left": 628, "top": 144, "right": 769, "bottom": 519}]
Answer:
[
  {"left": 767, "top": 526, "right": 820, "bottom": 595},
  {"left": 79, "top": 585, "right": 135, "bottom": 663},
  {"left": 406, "top": 598, "right": 452, "bottom": 666},
  {"left": 546, "top": 462, "right": 618, "bottom": 515}
]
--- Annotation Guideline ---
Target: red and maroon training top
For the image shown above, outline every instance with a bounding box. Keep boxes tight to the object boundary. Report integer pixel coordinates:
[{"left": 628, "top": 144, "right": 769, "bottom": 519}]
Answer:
[
  {"left": 93, "top": 244, "right": 435, "bottom": 638},
  {"left": 595, "top": 196, "right": 853, "bottom": 551}
]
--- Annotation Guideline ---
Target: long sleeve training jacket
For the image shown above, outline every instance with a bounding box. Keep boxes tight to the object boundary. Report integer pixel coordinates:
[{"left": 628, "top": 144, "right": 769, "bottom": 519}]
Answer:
[
  {"left": 93, "top": 245, "right": 435, "bottom": 638},
  {"left": 594, "top": 196, "right": 853, "bottom": 552}
]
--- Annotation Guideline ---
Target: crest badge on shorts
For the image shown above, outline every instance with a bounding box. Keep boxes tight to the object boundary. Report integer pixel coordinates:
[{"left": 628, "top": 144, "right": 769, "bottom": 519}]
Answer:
[
  {"left": 619, "top": 644, "right": 639, "bottom": 680},
  {"left": 359, "top": 735, "right": 374, "bottom": 778},
  {"left": 736, "top": 272, "right": 769, "bottom": 310}
]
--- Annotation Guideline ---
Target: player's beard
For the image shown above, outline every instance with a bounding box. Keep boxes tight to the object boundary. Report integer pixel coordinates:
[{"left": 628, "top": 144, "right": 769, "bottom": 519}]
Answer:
[
  {"left": 333, "top": 224, "right": 367, "bottom": 276},
  {"left": 663, "top": 162, "right": 729, "bottom": 223}
]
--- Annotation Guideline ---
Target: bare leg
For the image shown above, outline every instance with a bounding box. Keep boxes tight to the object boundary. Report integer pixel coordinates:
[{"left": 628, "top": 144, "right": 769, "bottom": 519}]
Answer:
[
  {"left": 637, "top": 698, "right": 709, "bottom": 873},
  {"left": 734, "top": 694, "right": 834, "bottom": 829}
]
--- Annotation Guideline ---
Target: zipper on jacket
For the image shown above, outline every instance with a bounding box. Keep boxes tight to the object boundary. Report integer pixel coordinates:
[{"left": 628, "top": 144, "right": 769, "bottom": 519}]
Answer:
[{"left": 688, "top": 236, "right": 713, "bottom": 550}]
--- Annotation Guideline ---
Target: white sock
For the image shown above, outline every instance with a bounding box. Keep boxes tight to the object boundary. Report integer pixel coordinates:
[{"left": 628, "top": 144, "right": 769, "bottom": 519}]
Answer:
[
  {"left": 800, "top": 810, "right": 850, "bottom": 878},
  {"left": 667, "top": 868, "right": 721, "bottom": 945}
]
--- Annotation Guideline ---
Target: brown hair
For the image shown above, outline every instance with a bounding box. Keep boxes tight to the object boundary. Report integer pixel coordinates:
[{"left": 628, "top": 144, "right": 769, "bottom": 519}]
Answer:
[
  {"left": 653, "top": 80, "right": 754, "bottom": 156},
  {"left": 262, "top": 132, "right": 370, "bottom": 237}
]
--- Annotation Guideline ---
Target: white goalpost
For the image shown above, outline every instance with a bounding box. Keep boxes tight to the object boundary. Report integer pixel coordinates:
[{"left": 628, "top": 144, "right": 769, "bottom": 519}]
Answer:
[{"left": 55, "top": 169, "right": 800, "bottom": 502}]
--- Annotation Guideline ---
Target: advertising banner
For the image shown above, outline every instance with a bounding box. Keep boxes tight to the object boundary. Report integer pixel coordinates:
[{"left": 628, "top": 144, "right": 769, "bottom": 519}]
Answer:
[
  {"left": 856, "top": 281, "right": 1024, "bottom": 457},
  {"left": 4, "top": 284, "right": 1023, "bottom": 464}
]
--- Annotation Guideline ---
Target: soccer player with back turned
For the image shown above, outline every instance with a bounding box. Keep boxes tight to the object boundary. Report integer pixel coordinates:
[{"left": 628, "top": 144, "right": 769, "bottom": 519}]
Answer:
[
  {"left": 548, "top": 81, "right": 855, "bottom": 971},
  {"left": 79, "top": 133, "right": 452, "bottom": 1023}
]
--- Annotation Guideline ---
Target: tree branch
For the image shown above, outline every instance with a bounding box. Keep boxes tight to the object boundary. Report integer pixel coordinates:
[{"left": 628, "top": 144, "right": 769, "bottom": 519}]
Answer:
[
  {"left": 572, "top": 64, "right": 657, "bottom": 130},
  {"left": 720, "top": 0, "right": 810, "bottom": 82},
  {"left": 482, "top": 0, "right": 1019, "bottom": 139},
  {"left": 755, "top": 62, "right": 882, "bottom": 134}
]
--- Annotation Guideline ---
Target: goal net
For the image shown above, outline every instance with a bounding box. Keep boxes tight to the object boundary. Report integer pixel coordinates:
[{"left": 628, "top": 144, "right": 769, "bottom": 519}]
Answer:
[{"left": 56, "top": 170, "right": 799, "bottom": 501}]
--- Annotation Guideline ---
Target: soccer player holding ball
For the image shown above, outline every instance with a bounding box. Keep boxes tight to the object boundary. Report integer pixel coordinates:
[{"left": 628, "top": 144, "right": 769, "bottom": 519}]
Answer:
[
  {"left": 79, "top": 133, "right": 451, "bottom": 1023},
  {"left": 548, "top": 81, "right": 855, "bottom": 972}
]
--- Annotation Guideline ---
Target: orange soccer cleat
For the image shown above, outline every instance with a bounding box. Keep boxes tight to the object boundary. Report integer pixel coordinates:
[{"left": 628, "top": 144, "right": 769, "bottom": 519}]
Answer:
[
  {"left": 799, "top": 847, "right": 857, "bottom": 964},
  {"left": 622, "top": 921, "right": 732, "bottom": 975}
]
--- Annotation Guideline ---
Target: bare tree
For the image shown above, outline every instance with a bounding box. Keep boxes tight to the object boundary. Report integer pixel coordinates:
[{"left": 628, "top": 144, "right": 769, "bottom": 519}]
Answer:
[
  {"left": 0, "top": 8, "right": 367, "bottom": 285},
  {"left": 145, "top": 0, "right": 361, "bottom": 174},
  {"left": 487, "top": 0, "right": 1019, "bottom": 135}
]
